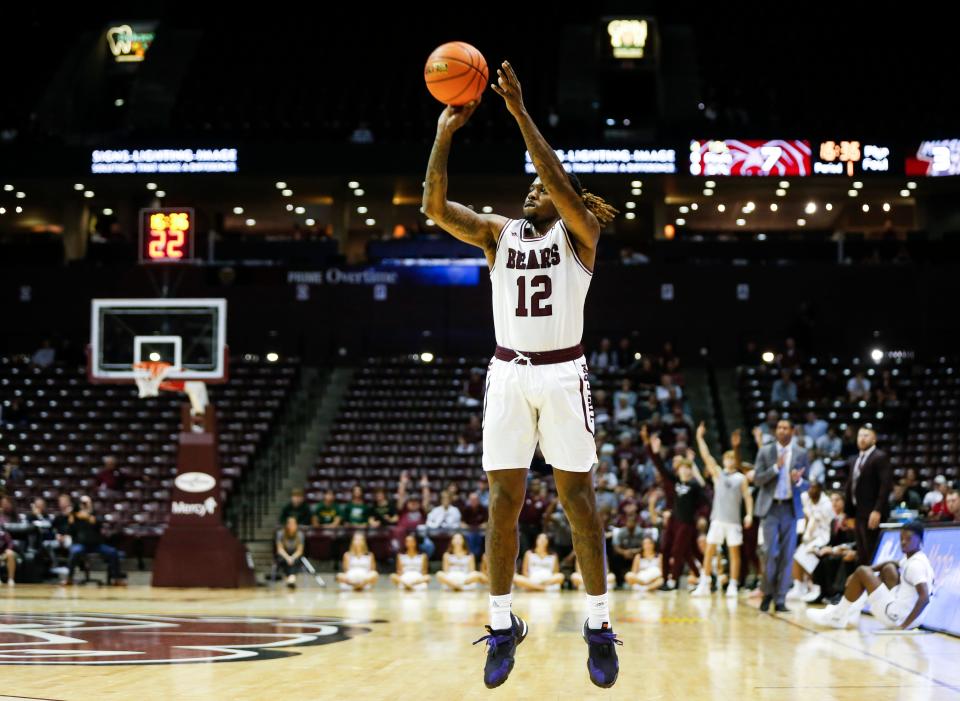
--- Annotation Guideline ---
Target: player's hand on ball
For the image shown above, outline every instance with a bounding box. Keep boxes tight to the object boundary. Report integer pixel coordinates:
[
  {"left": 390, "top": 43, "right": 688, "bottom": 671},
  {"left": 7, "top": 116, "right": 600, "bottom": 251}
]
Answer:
[
  {"left": 491, "top": 60, "right": 525, "bottom": 116},
  {"left": 438, "top": 100, "right": 480, "bottom": 134}
]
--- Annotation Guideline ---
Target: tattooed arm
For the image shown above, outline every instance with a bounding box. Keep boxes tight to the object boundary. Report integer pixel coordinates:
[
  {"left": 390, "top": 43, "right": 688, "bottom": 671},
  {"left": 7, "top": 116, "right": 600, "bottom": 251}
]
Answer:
[{"left": 423, "top": 101, "right": 508, "bottom": 265}]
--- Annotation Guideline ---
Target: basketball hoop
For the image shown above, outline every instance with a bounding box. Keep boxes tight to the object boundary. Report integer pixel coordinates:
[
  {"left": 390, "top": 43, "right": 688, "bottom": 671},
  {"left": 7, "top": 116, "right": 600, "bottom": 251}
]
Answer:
[
  {"left": 133, "top": 361, "right": 175, "bottom": 398},
  {"left": 132, "top": 361, "right": 209, "bottom": 417}
]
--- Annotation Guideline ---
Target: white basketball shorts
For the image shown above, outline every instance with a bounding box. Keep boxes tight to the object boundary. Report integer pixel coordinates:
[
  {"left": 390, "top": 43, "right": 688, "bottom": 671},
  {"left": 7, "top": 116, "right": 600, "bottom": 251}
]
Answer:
[
  {"left": 482, "top": 353, "right": 598, "bottom": 472},
  {"left": 706, "top": 520, "right": 744, "bottom": 547}
]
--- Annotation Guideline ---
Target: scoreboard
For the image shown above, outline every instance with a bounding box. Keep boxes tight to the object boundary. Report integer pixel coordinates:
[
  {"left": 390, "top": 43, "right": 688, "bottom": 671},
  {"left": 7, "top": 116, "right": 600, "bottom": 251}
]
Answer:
[
  {"left": 139, "top": 208, "right": 195, "bottom": 264},
  {"left": 689, "top": 139, "right": 812, "bottom": 176}
]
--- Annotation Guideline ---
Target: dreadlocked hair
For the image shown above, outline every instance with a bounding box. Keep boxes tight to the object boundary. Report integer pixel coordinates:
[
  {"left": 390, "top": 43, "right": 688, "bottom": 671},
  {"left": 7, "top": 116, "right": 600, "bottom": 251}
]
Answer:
[{"left": 582, "top": 190, "right": 619, "bottom": 226}]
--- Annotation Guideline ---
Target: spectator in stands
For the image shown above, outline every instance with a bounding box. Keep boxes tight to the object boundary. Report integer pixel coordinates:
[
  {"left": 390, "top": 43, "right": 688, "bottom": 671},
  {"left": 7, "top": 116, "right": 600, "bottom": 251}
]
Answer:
[
  {"left": 589, "top": 337, "right": 616, "bottom": 371},
  {"left": 370, "top": 488, "right": 399, "bottom": 527},
  {"left": 426, "top": 490, "right": 462, "bottom": 530},
  {"left": 66, "top": 495, "right": 122, "bottom": 585},
  {"left": 279, "top": 488, "right": 312, "bottom": 526},
  {"left": 342, "top": 485, "right": 375, "bottom": 527},
  {"left": 924, "top": 475, "right": 949, "bottom": 512},
  {"left": 756, "top": 410, "right": 780, "bottom": 445},
  {"left": 840, "top": 426, "right": 859, "bottom": 459},
  {"left": 811, "top": 492, "right": 857, "bottom": 602},
  {"left": 312, "top": 490, "right": 343, "bottom": 528},
  {"left": 665, "top": 403, "right": 695, "bottom": 446},
  {"left": 845, "top": 426, "right": 892, "bottom": 565},
  {"left": 571, "top": 556, "right": 616, "bottom": 591},
  {"left": 804, "top": 412, "right": 828, "bottom": 441},
  {"left": 753, "top": 419, "right": 809, "bottom": 612},
  {"left": 613, "top": 378, "right": 638, "bottom": 412},
  {"left": 693, "top": 423, "right": 753, "bottom": 598},
  {"left": 455, "top": 433, "right": 478, "bottom": 454},
  {"left": 460, "top": 491, "right": 487, "bottom": 557},
  {"left": 816, "top": 426, "right": 842, "bottom": 457},
  {"left": 475, "top": 477, "right": 490, "bottom": 509},
  {"left": 275, "top": 516, "right": 305, "bottom": 589},
  {"left": 771, "top": 369, "right": 798, "bottom": 404},
  {"left": 516, "top": 478, "right": 549, "bottom": 553},
  {"left": 336, "top": 532, "right": 379, "bottom": 591},
  {"left": 634, "top": 357, "right": 659, "bottom": 389},
  {"left": 31, "top": 339, "right": 56, "bottom": 369},
  {"left": 436, "top": 532, "right": 482, "bottom": 591},
  {"left": 391, "top": 494, "right": 428, "bottom": 552},
  {"left": 658, "top": 341, "right": 678, "bottom": 372},
  {"left": 52, "top": 494, "right": 74, "bottom": 559},
  {"left": 874, "top": 369, "right": 899, "bottom": 405},
  {"left": 935, "top": 490, "right": 960, "bottom": 522},
  {"left": 0, "top": 495, "right": 17, "bottom": 524},
  {"left": 594, "top": 463, "right": 619, "bottom": 514},
  {"left": 96, "top": 456, "right": 126, "bottom": 495},
  {"left": 788, "top": 481, "right": 834, "bottom": 603},
  {"left": 613, "top": 394, "right": 637, "bottom": 427},
  {"left": 1, "top": 456, "right": 23, "bottom": 491},
  {"left": 901, "top": 469, "right": 924, "bottom": 508},
  {"left": 611, "top": 511, "right": 645, "bottom": 586},
  {"left": 458, "top": 368, "right": 484, "bottom": 407},
  {"left": 624, "top": 536, "right": 663, "bottom": 592},
  {"left": 619, "top": 246, "right": 649, "bottom": 265},
  {"left": 890, "top": 480, "right": 923, "bottom": 512},
  {"left": 391, "top": 533, "right": 429, "bottom": 591},
  {"left": 592, "top": 390, "right": 611, "bottom": 428},
  {"left": 513, "top": 533, "right": 565, "bottom": 592},
  {"left": 613, "top": 432, "right": 639, "bottom": 466},
  {"left": 656, "top": 374, "right": 682, "bottom": 412},
  {"left": 846, "top": 371, "right": 872, "bottom": 402}
]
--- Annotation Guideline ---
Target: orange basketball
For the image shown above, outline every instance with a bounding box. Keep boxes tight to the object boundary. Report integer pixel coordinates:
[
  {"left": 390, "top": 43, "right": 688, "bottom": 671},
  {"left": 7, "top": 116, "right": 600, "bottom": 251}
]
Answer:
[{"left": 424, "top": 41, "right": 488, "bottom": 106}]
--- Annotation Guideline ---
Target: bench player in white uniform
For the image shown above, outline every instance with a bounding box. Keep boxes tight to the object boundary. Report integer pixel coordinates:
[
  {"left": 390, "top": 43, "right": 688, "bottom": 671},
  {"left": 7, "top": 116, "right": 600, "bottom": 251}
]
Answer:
[
  {"left": 423, "top": 59, "right": 621, "bottom": 689},
  {"left": 808, "top": 521, "right": 934, "bottom": 630}
]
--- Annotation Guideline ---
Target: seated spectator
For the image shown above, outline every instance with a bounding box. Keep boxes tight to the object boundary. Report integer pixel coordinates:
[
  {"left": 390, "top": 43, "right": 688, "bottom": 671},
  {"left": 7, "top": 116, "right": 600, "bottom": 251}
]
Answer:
[
  {"left": 777, "top": 337, "right": 802, "bottom": 368},
  {"left": 426, "top": 490, "right": 462, "bottom": 530},
  {"left": 815, "top": 426, "right": 842, "bottom": 458},
  {"left": 934, "top": 490, "right": 960, "bottom": 522},
  {"left": 810, "top": 492, "right": 857, "bottom": 602},
  {"left": 613, "top": 379, "right": 638, "bottom": 412},
  {"left": 656, "top": 374, "right": 682, "bottom": 411},
  {"left": 370, "top": 487, "right": 399, "bottom": 527},
  {"left": 611, "top": 511, "right": 645, "bottom": 585},
  {"left": 455, "top": 433, "right": 477, "bottom": 454},
  {"left": 391, "top": 495, "right": 429, "bottom": 556},
  {"left": 31, "top": 339, "right": 56, "bottom": 369},
  {"left": 341, "top": 485, "right": 375, "bottom": 527},
  {"left": 436, "top": 533, "right": 482, "bottom": 591},
  {"left": 592, "top": 390, "right": 611, "bottom": 428},
  {"left": 902, "top": 469, "right": 924, "bottom": 508},
  {"left": 589, "top": 337, "right": 616, "bottom": 371},
  {"left": 0, "top": 495, "right": 18, "bottom": 524},
  {"left": 336, "top": 532, "right": 379, "bottom": 591},
  {"left": 513, "top": 533, "right": 565, "bottom": 592},
  {"left": 312, "top": 490, "right": 343, "bottom": 528},
  {"left": 923, "top": 475, "right": 949, "bottom": 512},
  {"left": 458, "top": 368, "right": 484, "bottom": 407},
  {"left": 890, "top": 480, "right": 923, "bottom": 512},
  {"left": 840, "top": 426, "right": 859, "bottom": 459},
  {"left": 570, "top": 556, "right": 616, "bottom": 590},
  {"left": 66, "top": 495, "right": 122, "bottom": 585},
  {"left": 279, "top": 488, "right": 312, "bottom": 526},
  {"left": 847, "top": 371, "right": 872, "bottom": 402},
  {"left": 804, "top": 412, "right": 829, "bottom": 441},
  {"left": 624, "top": 536, "right": 664, "bottom": 592},
  {"left": 460, "top": 491, "right": 487, "bottom": 556},
  {"left": 275, "top": 517, "right": 305, "bottom": 589},
  {"left": 613, "top": 394, "right": 637, "bottom": 426},
  {"left": 1, "top": 456, "right": 23, "bottom": 491},
  {"left": 594, "top": 463, "right": 619, "bottom": 514},
  {"left": 391, "top": 533, "right": 430, "bottom": 591},
  {"left": 665, "top": 403, "right": 694, "bottom": 445},
  {"left": 463, "top": 415, "right": 482, "bottom": 444},
  {"left": 771, "top": 369, "right": 798, "bottom": 404},
  {"left": 797, "top": 374, "right": 821, "bottom": 402},
  {"left": 96, "top": 455, "right": 126, "bottom": 495},
  {"left": 756, "top": 410, "right": 780, "bottom": 443},
  {"left": 634, "top": 357, "right": 659, "bottom": 389}
]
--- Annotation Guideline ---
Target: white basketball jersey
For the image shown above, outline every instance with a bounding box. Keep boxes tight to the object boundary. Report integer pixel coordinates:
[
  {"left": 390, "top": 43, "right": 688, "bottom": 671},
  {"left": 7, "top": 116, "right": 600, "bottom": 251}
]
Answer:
[{"left": 490, "top": 218, "right": 592, "bottom": 352}]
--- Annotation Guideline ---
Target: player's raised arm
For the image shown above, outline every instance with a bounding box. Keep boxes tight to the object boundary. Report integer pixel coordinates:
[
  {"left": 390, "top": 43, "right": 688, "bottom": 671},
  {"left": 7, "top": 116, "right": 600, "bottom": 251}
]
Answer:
[
  {"left": 423, "top": 100, "right": 508, "bottom": 252},
  {"left": 491, "top": 60, "right": 616, "bottom": 250}
]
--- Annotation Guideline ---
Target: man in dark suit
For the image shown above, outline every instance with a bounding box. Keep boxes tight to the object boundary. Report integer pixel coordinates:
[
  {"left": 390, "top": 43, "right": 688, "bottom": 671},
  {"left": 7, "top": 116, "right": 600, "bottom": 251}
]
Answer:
[
  {"left": 844, "top": 426, "right": 892, "bottom": 565},
  {"left": 752, "top": 419, "right": 809, "bottom": 613}
]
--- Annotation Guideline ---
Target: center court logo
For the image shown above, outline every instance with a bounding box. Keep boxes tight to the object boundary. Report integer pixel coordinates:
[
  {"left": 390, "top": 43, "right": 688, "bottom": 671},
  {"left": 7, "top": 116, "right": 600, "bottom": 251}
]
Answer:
[
  {"left": 171, "top": 497, "right": 218, "bottom": 516},
  {"left": 0, "top": 614, "right": 382, "bottom": 665}
]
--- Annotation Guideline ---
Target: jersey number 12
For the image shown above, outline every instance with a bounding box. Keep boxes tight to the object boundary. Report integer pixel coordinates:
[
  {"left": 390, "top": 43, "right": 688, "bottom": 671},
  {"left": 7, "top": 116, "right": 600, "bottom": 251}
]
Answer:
[{"left": 515, "top": 275, "right": 552, "bottom": 317}]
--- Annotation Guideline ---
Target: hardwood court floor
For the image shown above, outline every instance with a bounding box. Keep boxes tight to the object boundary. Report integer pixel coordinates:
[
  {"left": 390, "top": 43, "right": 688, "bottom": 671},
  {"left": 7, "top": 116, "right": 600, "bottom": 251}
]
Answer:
[{"left": 1, "top": 582, "right": 959, "bottom": 701}]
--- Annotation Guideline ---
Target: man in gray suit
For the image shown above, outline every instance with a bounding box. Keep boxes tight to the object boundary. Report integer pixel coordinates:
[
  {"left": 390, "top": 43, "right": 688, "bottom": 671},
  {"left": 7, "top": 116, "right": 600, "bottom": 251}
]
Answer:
[{"left": 753, "top": 418, "right": 808, "bottom": 612}]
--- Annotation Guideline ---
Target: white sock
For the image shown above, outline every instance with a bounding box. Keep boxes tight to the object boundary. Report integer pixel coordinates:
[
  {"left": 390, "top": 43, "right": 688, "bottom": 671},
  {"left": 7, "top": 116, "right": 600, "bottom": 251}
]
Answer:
[
  {"left": 489, "top": 593, "right": 513, "bottom": 630},
  {"left": 836, "top": 596, "right": 853, "bottom": 615},
  {"left": 586, "top": 592, "right": 611, "bottom": 629}
]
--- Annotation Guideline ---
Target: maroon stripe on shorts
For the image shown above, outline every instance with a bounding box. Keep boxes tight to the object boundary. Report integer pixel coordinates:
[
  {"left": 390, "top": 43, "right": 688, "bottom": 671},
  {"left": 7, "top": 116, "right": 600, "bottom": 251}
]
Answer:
[{"left": 579, "top": 374, "right": 594, "bottom": 436}]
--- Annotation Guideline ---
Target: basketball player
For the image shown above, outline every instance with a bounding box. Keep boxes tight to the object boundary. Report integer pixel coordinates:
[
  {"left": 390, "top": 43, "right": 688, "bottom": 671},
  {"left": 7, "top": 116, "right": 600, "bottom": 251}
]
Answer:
[
  {"left": 423, "top": 59, "right": 620, "bottom": 689},
  {"left": 807, "top": 521, "right": 934, "bottom": 630}
]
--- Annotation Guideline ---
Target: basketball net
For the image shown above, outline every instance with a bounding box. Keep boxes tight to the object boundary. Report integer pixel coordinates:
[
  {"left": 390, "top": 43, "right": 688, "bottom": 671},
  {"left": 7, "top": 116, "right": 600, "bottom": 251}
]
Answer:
[{"left": 132, "top": 361, "right": 209, "bottom": 416}]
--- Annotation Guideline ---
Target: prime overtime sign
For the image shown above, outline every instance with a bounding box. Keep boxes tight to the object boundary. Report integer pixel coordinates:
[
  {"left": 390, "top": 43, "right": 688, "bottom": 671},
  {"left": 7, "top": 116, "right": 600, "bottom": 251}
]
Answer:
[{"left": 139, "top": 208, "right": 195, "bottom": 264}]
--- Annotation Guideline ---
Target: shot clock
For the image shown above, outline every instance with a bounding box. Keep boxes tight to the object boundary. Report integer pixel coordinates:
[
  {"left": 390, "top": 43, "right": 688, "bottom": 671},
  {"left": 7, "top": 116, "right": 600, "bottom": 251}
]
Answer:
[{"left": 139, "top": 208, "right": 195, "bottom": 264}]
